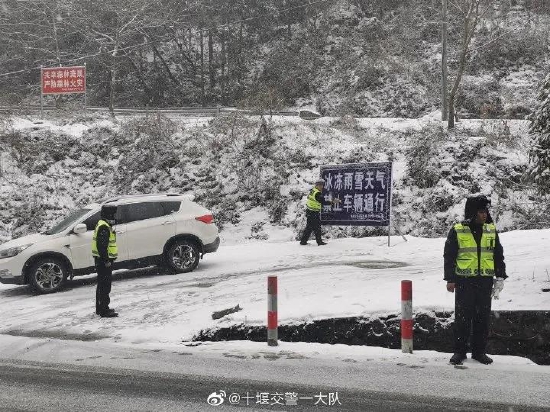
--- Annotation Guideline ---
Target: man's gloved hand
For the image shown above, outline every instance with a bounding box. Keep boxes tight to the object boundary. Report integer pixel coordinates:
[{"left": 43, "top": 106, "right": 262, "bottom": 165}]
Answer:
[
  {"left": 105, "top": 261, "right": 111, "bottom": 268},
  {"left": 491, "top": 278, "right": 504, "bottom": 299}
]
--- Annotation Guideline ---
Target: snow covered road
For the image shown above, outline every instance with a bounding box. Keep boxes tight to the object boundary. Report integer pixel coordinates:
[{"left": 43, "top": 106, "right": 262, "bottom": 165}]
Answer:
[
  {"left": 0, "top": 335, "right": 548, "bottom": 411},
  {"left": 1, "top": 231, "right": 550, "bottom": 348}
]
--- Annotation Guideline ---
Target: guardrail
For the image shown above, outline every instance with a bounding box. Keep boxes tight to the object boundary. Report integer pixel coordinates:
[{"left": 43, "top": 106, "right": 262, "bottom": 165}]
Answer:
[{"left": 0, "top": 105, "right": 301, "bottom": 117}]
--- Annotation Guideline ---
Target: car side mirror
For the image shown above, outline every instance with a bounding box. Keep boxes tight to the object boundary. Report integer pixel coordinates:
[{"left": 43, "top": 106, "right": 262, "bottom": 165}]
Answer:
[{"left": 73, "top": 223, "right": 87, "bottom": 234}]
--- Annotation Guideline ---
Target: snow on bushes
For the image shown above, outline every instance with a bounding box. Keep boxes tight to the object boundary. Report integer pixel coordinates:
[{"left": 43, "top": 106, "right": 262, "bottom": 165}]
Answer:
[{"left": 0, "top": 112, "right": 539, "bottom": 244}]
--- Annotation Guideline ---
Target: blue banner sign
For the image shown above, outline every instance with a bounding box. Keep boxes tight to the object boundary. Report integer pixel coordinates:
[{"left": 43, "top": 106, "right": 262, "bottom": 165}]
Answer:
[{"left": 319, "top": 162, "right": 392, "bottom": 226}]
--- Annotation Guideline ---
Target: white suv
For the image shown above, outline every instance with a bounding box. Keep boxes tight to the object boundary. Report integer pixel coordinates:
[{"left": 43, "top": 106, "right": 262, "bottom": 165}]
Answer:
[{"left": 0, "top": 194, "right": 220, "bottom": 294}]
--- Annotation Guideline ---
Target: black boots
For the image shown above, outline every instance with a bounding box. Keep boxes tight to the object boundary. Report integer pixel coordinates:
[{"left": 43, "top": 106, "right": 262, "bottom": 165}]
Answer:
[
  {"left": 96, "top": 308, "right": 118, "bottom": 317},
  {"left": 99, "top": 311, "right": 118, "bottom": 318},
  {"left": 450, "top": 353, "right": 493, "bottom": 365},
  {"left": 449, "top": 353, "right": 467, "bottom": 365},
  {"left": 472, "top": 353, "right": 493, "bottom": 364}
]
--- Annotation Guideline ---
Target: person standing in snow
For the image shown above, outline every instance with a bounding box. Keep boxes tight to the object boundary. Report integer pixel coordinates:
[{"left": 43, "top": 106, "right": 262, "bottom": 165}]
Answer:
[
  {"left": 444, "top": 195, "right": 506, "bottom": 365},
  {"left": 92, "top": 205, "right": 119, "bottom": 318},
  {"left": 300, "top": 178, "right": 339, "bottom": 246}
]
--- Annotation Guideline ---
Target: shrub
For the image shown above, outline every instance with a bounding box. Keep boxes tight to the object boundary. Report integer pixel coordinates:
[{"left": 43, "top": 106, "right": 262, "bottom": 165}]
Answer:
[
  {"left": 0, "top": 130, "right": 81, "bottom": 174},
  {"left": 473, "top": 28, "right": 549, "bottom": 71},
  {"left": 405, "top": 124, "right": 446, "bottom": 189},
  {"left": 114, "top": 115, "right": 179, "bottom": 191},
  {"left": 457, "top": 76, "right": 504, "bottom": 119},
  {"left": 529, "top": 72, "right": 550, "bottom": 194}
]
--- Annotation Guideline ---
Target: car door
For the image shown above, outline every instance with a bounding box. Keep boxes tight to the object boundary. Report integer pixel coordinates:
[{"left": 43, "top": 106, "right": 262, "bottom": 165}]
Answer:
[
  {"left": 121, "top": 202, "right": 176, "bottom": 261},
  {"left": 69, "top": 209, "right": 128, "bottom": 269}
]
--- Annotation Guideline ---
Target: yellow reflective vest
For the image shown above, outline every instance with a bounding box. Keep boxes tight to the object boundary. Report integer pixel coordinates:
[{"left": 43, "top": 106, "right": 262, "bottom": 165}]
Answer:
[
  {"left": 306, "top": 188, "right": 322, "bottom": 212},
  {"left": 92, "top": 220, "right": 118, "bottom": 260},
  {"left": 454, "top": 222, "right": 496, "bottom": 277}
]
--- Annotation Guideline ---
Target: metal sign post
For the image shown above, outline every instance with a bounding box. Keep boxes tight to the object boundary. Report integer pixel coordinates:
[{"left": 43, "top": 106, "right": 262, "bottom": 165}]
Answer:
[
  {"left": 84, "top": 63, "right": 87, "bottom": 110},
  {"left": 267, "top": 276, "right": 278, "bottom": 346},
  {"left": 401, "top": 280, "right": 413, "bottom": 353},
  {"left": 40, "top": 66, "right": 44, "bottom": 117},
  {"left": 388, "top": 162, "right": 394, "bottom": 247}
]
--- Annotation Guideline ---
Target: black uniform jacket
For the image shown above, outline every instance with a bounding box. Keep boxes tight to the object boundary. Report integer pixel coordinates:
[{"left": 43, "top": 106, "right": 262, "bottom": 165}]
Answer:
[
  {"left": 443, "top": 220, "right": 507, "bottom": 283},
  {"left": 95, "top": 225, "right": 112, "bottom": 263}
]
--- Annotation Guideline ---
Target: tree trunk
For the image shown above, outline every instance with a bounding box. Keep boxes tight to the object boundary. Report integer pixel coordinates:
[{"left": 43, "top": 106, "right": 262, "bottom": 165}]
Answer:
[
  {"left": 109, "top": 67, "right": 116, "bottom": 116},
  {"left": 285, "top": 0, "right": 292, "bottom": 38},
  {"left": 448, "top": 93, "right": 455, "bottom": 129},
  {"left": 200, "top": 28, "right": 205, "bottom": 106},
  {"left": 127, "top": 56, "right": 153, "bottom": 106},
  {"left": 151, "top": 43, "right": 181, "bottom": 88},
  {"left": 447, "top": 52, "right": 466, "bottom": 130},
  {"left": 173, "top": 36, "right": 197, "bottom": 78},
  {"left": 221, "top": 30, "right": 226, "bottom": 104},
  {"left": 52, "top": 6, "right": 62, "bottom": 110},
  {"left": 109, "top": 39, "right": 119, "bottom": 117},
  {"left": 447, "top": 1, "right": 482, "bottom": 129},
  {"left": 238, "top": 22, "right": 243, "bottom": 84},
  {"left": 441, "top": 0, "right": 448, "bottom": 121},
  {"left": 208, "top": 29, "right": 215, "bottom": 91}
]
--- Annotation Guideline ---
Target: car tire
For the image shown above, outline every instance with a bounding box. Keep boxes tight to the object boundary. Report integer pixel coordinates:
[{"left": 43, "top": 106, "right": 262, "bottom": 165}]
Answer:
[
  {"left": 165, "top": 240, "right": 200, "bottom": 273},
  {"left": 28, "top": 257, "right": 68, "bottom": 294}
]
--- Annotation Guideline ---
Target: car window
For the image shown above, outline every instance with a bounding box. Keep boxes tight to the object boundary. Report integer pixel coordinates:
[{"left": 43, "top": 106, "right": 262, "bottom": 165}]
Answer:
[
  {"left": 84, "top": 208, "right": 126, "bottom": 227},
  {"left": 114, "top": 205, "right": 131, "bottom": 225},
  {"left": 123, "top": 202, "right": 165, "bottom": 223},
  {"left": 161, "top": 201, "right": 181, "bottom": 215},
  {"left": 44, "top": 208, "right": 92, "bottom": 235},
  {"left": 83, "top": 211, "right": 101, "bottom": 231}
]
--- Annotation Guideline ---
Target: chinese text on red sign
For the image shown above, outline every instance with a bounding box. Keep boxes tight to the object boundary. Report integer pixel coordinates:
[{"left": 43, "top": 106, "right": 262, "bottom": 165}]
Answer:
[{"left": 41, "top": 66, "right": 86, "bottom": 94}]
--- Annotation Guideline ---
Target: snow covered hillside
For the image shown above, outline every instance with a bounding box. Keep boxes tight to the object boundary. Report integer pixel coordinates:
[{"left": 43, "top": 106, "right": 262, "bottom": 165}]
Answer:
[{"left": 0, "top": 112, "right": 536, "bottom": 245}]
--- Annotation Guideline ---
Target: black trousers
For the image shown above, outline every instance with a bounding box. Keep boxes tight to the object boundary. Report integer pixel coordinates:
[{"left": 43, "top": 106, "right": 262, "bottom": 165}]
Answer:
[
  {"left": 300, "top": 209, "right": 323, "bottom": 244},
  {"left": 453, "top": 277, "right": 493, "bottom": 355},
  {"left": 95, "top": 260, "right": 112, "bottom": 314}
]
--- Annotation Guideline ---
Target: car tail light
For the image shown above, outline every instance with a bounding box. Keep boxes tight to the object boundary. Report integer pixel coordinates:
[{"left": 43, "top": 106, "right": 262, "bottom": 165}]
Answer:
[{"left": 195, "top": 214, "right": 214, "bottom": 224}]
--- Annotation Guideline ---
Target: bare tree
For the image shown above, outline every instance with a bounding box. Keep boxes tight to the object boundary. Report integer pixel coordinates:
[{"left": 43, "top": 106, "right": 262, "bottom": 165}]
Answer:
[
  {"left": 447, "top": 0, "right": 490, "bottom": 129},
  {"left": 0, "top": 0, "right": 75, "bottom": 103},
  {"left": 69, "top": 0, "right": 157, "bottom": 115}
]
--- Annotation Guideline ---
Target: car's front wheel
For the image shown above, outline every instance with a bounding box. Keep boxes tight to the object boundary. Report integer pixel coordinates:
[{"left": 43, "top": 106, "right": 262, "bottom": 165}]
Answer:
[
  {"left": 28, "top": 257, "right": 68, "bottom": 294},
  {"left": 165, "top": 240, "right": 200, "bottom": 273}
]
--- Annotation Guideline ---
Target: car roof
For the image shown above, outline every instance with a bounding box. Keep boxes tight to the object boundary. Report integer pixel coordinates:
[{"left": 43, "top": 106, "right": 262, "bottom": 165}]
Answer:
[{"left": 85, "top": 193, "right": 195, "bottom": 209}]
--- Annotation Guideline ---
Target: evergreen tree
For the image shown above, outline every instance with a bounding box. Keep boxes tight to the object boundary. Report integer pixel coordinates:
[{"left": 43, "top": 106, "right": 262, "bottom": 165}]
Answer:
[{"left": 529, "top": 72, "right": 550, "bottom": 194}]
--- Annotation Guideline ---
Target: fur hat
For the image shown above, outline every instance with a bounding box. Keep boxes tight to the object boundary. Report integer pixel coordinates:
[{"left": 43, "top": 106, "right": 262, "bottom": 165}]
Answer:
[
  {"left": 315, "top": 178, "right": 325, "bottom": 186},
  {"left": 464, "top": 195, "right": 492, "bottom": 222}
]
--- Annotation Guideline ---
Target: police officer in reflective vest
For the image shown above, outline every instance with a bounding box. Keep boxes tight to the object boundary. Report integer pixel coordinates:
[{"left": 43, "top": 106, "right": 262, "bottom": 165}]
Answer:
[
  {"left": 444, "top": 195, "right": 506, "bottom": 365},
  {"left": 92, "top": 205, "right": 119, "bottom": 317},
  {"left": 300, "top": 179, "right": 339, "bottom": 246}
]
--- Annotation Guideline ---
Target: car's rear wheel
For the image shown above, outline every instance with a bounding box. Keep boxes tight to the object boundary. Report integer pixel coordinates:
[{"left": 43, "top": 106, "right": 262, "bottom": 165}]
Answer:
[
  {"left": 28, "top": 257, "right": 68, "bottom": 294},
  {"left": 165, "top": 240, "right": 200, "bottom": 273}
]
